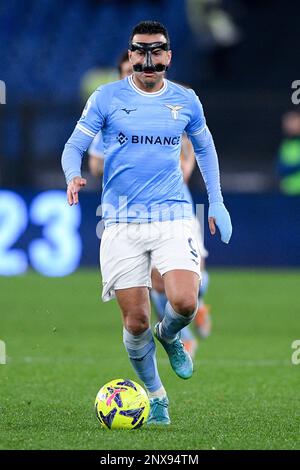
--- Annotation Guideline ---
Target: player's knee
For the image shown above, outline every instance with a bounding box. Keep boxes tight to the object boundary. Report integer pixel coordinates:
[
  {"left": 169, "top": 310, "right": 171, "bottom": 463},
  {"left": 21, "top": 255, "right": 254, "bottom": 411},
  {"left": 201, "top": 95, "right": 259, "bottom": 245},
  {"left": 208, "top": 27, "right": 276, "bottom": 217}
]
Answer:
[
  {"left": 125, "top": 318, "right": 149, "bottom": 335},
  {"left": 123, "top": 310, "right": 149, "bottom": 335},
  {"left": 170, "top": 295, "right": 197, "bottom": 317}
]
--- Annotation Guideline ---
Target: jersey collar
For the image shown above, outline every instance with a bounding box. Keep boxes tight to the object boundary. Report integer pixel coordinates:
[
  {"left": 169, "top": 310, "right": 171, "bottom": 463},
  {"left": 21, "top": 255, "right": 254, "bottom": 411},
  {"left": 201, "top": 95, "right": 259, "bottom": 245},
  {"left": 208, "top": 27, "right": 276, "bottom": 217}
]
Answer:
[{"left": 128, "top": 75, "right": 168, "bottom": 97}]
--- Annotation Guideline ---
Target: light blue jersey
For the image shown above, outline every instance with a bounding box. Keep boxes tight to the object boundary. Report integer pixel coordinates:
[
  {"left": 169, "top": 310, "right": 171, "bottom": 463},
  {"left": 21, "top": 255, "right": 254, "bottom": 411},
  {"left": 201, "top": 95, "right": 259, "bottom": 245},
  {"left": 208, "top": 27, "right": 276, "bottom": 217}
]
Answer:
[
  {"left": 62, "top": 75, "right": 223, "bottom": 224},
  {"left": 90, "top": 127, "right": 194, "bottom": 207},
  {"left": 89, "top": 127, "right": 195, "bottom": 213}
]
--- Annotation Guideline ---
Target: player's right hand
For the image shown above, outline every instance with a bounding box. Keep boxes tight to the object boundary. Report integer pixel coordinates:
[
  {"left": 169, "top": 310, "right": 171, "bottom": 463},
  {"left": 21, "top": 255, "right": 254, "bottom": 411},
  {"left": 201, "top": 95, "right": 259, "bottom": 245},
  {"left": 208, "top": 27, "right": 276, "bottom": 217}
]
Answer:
[{"left": 67, "top": 176, "right": 87, "bottom": 205}]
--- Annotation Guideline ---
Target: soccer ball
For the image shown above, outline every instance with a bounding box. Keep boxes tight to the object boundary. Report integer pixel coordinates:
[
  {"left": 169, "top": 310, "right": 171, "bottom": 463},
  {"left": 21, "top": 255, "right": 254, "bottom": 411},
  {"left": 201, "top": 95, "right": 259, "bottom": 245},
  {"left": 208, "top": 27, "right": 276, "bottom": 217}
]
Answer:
[{"left": 95, "top": 379, "right": 150, "bottom": 430}]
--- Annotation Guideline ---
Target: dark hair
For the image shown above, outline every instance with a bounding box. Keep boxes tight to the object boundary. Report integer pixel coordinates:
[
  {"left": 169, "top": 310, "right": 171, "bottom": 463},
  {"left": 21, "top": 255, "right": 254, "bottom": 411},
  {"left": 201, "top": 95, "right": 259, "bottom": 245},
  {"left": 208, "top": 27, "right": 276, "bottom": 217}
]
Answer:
[
  {"left": 129, "top": 20, "right": 170, "bottom": 49},
  {"left": 117, "top": 51, "right": 129, "bottom": 74}
]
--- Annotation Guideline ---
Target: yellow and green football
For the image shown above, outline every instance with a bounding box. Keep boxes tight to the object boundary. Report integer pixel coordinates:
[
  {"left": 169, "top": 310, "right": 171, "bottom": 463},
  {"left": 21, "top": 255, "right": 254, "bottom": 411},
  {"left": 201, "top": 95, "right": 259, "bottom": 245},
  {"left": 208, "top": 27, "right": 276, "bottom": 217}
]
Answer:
[{"left": 95, "top": 379, "right": 150, "bottom": 430}]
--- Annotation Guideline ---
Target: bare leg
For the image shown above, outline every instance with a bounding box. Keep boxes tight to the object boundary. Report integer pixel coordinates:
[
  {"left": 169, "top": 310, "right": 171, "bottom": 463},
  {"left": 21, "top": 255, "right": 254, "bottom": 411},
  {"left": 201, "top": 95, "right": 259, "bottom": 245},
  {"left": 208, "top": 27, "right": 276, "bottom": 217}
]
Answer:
[
  {"left": 157, "top": 270, "right": 199, "bottom": 342},
  {"left": 115, "top": 287, "right": 164, "bottom": 395},
  {"left": 164, "top": 269, "right": 199, "bottom": 316},
  {"left": 116, "top": 287, "right": 150, "bottom": 334}
]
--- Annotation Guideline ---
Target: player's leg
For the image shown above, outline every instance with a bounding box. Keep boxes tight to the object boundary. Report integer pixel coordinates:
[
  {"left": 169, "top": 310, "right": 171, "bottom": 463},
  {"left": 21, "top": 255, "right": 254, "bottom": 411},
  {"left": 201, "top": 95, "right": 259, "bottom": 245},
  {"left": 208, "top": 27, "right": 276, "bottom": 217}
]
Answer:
[
  {"left": 150, "top": 268, "right": 167, "bottom": 321},
  {"left": 195, "top": 259, "right": 211, "bottom": 338},
  {"left": 116, "top": 286, "right": 162, "bottom": 395},
  {"left": 200, "top": 259, "right": 210, "bottom": 298},
  {"left": 153, "top": 270, "right": 199, "bottom": 379},
  {"left": 100, "top": 223, "right": 170, "bottom": 424},
  {"left": 116, "top": 287, "right": 170, "bottom": 424},
  {"left": 161, "top": 269, "right": 199, "bottom": 340},
  {"left": 192, "top": 219, "right": 212, "bottom": 338},
  {"left": 151, "top": 289, "right": 198, "bottom": 357},
  {"left": 151, "top": 268, "right": 198, "bottom": 357},
  {"left": 151, "top": 219, "right": 201, "bottom": 379}
]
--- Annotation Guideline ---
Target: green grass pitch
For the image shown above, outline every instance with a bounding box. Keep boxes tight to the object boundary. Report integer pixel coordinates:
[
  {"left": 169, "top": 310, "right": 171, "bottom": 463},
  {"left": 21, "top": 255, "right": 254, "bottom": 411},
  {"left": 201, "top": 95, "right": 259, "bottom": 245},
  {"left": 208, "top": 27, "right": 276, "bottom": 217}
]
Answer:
[{"left": 0, "top": 269, "right": 299, "bottom": 450}]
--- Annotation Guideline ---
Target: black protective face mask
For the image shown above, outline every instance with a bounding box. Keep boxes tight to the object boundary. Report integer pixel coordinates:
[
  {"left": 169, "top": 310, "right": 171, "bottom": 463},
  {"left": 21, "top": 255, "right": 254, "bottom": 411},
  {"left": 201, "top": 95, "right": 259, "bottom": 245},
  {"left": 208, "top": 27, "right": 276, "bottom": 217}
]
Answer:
[{"left": 130, "top": 42, "right": 169, "bottom": 73}]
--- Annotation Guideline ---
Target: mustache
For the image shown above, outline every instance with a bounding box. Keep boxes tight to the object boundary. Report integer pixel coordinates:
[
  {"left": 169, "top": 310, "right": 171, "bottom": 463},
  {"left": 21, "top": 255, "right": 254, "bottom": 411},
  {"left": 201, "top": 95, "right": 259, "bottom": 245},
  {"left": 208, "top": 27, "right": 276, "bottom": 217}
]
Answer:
[{"left": 133, "top": 63, "right": 167, "bottom": 73}]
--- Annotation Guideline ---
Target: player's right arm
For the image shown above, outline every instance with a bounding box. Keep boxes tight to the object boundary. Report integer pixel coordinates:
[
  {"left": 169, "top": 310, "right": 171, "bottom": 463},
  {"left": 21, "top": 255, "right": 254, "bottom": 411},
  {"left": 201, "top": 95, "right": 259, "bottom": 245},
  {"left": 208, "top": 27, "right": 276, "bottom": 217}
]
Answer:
[
  {"left": 88, "top": 131, "right": 105, "bottom": 178},
  {"left": 61, "top": 88, "right": 106, "bottom": 205}
]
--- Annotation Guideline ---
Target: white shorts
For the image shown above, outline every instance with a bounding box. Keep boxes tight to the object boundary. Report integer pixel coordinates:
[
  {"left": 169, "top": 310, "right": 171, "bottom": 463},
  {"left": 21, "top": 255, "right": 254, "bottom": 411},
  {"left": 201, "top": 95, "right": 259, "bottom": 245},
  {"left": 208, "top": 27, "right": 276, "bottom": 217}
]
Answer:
[{"left": 100, "top": 219, "right": 201, "bottom": 302}]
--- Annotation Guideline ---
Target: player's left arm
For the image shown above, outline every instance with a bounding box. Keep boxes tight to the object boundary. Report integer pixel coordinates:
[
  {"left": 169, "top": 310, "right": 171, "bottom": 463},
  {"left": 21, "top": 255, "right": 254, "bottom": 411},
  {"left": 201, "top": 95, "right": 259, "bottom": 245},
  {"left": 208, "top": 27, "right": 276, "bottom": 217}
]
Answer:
[
  {"left": 186, "top": 92, "right": 232, "bottom": 244},
  {"left": 180, "top": 135, "right": 195, "bottom": 183}
]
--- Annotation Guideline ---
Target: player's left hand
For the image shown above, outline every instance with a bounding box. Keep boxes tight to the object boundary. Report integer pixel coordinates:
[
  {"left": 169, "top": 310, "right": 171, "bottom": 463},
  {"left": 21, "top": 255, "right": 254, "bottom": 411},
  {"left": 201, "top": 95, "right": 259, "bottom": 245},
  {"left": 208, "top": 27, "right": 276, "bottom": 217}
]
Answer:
[{"left": 208, "top": 202, "right": 232, "bottom": 244}]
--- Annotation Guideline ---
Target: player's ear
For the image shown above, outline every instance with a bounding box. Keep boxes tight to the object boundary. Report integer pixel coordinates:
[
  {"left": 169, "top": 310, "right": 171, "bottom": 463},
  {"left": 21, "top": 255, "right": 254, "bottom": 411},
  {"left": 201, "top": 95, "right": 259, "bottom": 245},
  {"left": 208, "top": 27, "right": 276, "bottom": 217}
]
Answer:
[
  {"left": 167, "top": 50, "right": 172, "bottom": 66},
  {"left": 128, "top": 49, "right": 133, "bottom": 63}
]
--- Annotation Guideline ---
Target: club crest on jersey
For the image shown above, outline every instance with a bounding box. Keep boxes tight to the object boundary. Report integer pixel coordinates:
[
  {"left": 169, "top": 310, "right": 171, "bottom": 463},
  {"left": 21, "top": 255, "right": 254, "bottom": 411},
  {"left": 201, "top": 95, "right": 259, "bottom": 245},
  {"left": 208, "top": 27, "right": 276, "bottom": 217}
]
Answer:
[{"left": 165, "top": 104, "right": 184, "bottom": 120}]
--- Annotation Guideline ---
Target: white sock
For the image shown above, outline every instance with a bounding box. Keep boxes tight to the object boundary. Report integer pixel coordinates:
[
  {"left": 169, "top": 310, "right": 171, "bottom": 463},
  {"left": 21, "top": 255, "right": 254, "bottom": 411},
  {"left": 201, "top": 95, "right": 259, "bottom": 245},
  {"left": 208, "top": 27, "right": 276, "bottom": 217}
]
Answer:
[{"left": 148, "top": 385, "right": 167, "bottom": 399}]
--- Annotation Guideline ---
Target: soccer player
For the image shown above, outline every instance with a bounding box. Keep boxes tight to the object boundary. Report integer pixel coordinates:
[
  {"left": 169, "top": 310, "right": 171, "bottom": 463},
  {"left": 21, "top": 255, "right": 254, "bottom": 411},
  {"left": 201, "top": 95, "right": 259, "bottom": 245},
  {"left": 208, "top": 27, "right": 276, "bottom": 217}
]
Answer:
[
  {"left": 62, "top": 21, "right": 232, "bottom": 425},
  {"left": 89, "top": 57, "right": 211, "bottom": 355}
]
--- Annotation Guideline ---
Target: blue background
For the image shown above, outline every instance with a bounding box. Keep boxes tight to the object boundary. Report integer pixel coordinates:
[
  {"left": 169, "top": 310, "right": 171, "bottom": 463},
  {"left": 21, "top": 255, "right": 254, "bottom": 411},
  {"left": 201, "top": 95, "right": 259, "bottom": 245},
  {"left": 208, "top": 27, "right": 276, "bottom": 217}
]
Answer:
[{"left": 1, "top": 189, "right": 299, "bottom": 276}]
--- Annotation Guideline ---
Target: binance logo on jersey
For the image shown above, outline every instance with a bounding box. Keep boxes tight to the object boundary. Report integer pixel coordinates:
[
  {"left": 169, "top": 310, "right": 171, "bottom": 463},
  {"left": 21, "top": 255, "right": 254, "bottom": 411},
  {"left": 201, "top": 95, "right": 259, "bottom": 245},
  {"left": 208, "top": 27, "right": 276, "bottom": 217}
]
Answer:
[
  {"left": 116, "top": 133, "right": 181, "bottom": 146},
  {"left": 116, "top": 132, "right": 129, "bottom": 145},
  {"left": 132, "top": 135, "right": 181, "bottom": 146}
]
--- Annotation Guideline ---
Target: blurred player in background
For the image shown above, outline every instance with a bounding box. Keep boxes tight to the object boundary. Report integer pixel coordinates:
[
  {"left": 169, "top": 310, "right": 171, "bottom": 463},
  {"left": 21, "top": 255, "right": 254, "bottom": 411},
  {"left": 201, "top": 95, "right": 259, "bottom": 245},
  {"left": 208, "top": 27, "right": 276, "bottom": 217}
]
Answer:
[
  {"left": 62, "top": 21, "right": 232, "bottom": 425},
  {"left": 89, "top": 57, "right": 212, "bottom": 358},
  {"left": 277, "top": 111, "right": 300, "bottom": 195}
]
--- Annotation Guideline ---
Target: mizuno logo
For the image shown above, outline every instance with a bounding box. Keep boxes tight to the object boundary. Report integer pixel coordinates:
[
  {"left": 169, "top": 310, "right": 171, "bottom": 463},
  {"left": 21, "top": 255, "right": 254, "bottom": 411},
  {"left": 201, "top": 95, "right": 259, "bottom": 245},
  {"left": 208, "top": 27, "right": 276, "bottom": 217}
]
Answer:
[
  {"left": 121, "top": 108, "right": 137, "bottom": 114},
  {"left": 165, "top": 104, "right": 184, "bottom": 120}
]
